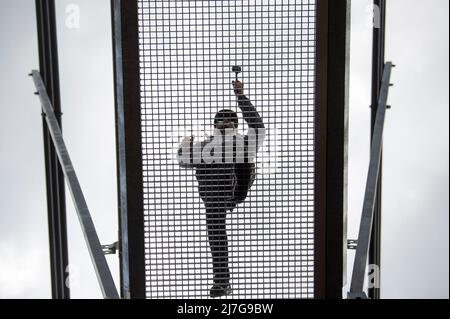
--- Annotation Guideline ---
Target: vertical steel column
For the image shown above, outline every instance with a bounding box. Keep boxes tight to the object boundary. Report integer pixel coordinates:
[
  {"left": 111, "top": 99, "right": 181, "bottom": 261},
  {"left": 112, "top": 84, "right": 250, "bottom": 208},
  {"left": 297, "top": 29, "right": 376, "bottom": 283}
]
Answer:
[
  {"left": 369, "top": 0, "right": 386, "bottom": 300},
  {"left": 315, "top": 0, "right": 350, "bottom": 299},
  {"left": 111, "top": 0, "right": 146, "bottom": 299},
  {"left": 35, "top": 0, "right": 70, "bottom": 299}
]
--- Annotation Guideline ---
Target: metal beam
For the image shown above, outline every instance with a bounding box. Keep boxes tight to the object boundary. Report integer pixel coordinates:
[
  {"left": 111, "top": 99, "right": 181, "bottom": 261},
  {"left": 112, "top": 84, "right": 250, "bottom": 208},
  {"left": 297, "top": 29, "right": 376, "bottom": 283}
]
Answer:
[
  {"left": 35, "top": 0, "right": 69, "bottom": 299},
  {"left": 111, "top": 0, "right": 146, "bottom": 299},
  {"left": 31, "top": 70, "right": 120, "bottom": 299},
  {"left": 369, "top": 0, "right": 387, "bottom": 300},
  {"left": 348, "top": 62, "right": 393, "bottom": 299},
  {"left": 315, "top": 0, "right": 351, "bottom": 299}
]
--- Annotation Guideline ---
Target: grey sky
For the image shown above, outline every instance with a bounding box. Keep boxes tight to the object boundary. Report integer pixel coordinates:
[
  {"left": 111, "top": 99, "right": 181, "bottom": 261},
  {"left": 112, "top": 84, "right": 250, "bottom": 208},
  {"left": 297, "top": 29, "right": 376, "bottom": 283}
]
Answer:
[{"left": 0, "top": 0, "right": 448, "bottom": 299}]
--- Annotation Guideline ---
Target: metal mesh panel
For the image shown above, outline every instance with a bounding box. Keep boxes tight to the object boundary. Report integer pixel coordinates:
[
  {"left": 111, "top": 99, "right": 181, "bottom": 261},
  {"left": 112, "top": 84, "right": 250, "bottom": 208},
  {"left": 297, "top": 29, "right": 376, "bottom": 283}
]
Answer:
[{"left": 138, "top": 0, "right": 316, "bottom": 299}]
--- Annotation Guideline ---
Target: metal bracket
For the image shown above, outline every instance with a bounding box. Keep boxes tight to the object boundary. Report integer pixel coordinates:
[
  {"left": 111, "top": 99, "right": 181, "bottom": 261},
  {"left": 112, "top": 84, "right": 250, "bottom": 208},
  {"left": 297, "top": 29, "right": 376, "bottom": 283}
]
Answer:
[
  {"left": 102, "top": 241, "right": 119, "bottom": 255},
  {"left": 371, "top": 104, "right": 392, "bottom": 110},
  {"left": 347, "top": 239, "right": 358, "bottom": 250}
]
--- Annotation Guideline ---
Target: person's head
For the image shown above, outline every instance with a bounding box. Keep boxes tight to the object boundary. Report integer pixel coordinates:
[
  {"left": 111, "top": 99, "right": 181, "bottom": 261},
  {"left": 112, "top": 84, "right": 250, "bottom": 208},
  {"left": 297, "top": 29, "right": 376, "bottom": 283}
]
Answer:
[{"left": 214, "top": 109, "right": 238, "bottom": 131}]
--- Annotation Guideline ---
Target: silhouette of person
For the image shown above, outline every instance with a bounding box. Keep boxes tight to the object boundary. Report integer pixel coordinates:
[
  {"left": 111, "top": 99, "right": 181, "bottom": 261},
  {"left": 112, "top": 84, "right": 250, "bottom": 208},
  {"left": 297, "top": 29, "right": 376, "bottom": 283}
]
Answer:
[{"left": 177, "top": 80, "right": 266, "bottom": 298}]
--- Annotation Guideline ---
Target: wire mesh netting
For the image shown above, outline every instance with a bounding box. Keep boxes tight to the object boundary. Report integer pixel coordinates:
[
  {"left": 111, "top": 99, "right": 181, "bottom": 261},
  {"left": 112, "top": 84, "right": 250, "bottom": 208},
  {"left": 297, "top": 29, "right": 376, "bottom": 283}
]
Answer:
[{"left": 138, "top": 0, "right": 316, "bottom": 299}]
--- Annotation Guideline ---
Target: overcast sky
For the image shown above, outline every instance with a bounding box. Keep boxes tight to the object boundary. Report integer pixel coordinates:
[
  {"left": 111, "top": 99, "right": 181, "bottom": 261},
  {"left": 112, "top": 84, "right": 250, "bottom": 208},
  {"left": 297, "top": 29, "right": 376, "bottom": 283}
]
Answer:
[{"left": 0, "top": 0, "right": 448, "bottom": 299}]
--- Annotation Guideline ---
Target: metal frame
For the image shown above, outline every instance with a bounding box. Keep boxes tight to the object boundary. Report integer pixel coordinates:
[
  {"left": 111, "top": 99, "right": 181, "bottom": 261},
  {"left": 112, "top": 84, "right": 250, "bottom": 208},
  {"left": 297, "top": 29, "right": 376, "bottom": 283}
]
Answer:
[
  {"left": 112, "top": 0, "right": 350, "bottom": 299},
  {"left": 348, "top": 62, "right": 393, "bottom": 299},
  {"left": 35, "top": 0, "right": 69, "bottom": 299},
  {"left": 315, "top": 0, "right": 350, "bottom": 299},
  {"left": 369, "top": 0, "right": 387, "bottom": 300},
  {"left": 31, "top": 71, "right": 120, "bottom": 299},
  {"left": 111, "top": 0, "right": 147, "bottom": 299}
]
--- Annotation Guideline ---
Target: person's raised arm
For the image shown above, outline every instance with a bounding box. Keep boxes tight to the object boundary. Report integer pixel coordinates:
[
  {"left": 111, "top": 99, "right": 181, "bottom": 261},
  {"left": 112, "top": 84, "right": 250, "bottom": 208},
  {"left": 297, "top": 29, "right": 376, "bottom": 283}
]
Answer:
[{"left": 232, "top": 80, "right": 266, "bottom": 156}]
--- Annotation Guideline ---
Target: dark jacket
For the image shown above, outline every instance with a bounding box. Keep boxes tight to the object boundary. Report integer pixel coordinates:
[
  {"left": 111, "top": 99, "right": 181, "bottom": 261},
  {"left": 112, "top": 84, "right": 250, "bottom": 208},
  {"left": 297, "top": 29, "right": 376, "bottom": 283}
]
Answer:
[{"left": 177, "top": 95, "right": 265, "bottom": 207}]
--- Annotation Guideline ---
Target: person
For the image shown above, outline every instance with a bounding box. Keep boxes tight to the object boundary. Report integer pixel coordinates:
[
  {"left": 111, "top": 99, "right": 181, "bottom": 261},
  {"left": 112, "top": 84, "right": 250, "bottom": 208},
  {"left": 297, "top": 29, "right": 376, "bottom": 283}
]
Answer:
[{"left": 177, "top": 80, "right": 266, "bottom": 298}]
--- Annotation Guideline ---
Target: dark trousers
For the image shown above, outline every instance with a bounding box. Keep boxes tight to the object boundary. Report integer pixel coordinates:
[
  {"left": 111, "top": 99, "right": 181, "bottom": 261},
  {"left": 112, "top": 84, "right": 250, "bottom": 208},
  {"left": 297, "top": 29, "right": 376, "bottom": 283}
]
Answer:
[
  {"left": 200, "top": 163, "right": 254, "bottom": 285},
  {"left": 205, "top": 201, "right": 234, "bottom": 285}
]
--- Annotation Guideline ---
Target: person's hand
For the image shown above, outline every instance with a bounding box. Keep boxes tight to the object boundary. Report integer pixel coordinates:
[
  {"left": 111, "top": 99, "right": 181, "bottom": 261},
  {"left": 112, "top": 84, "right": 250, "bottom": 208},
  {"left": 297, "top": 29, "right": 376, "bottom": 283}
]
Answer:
[{"left": 232, "top": 80, "right": 244, "bottom": 96}]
